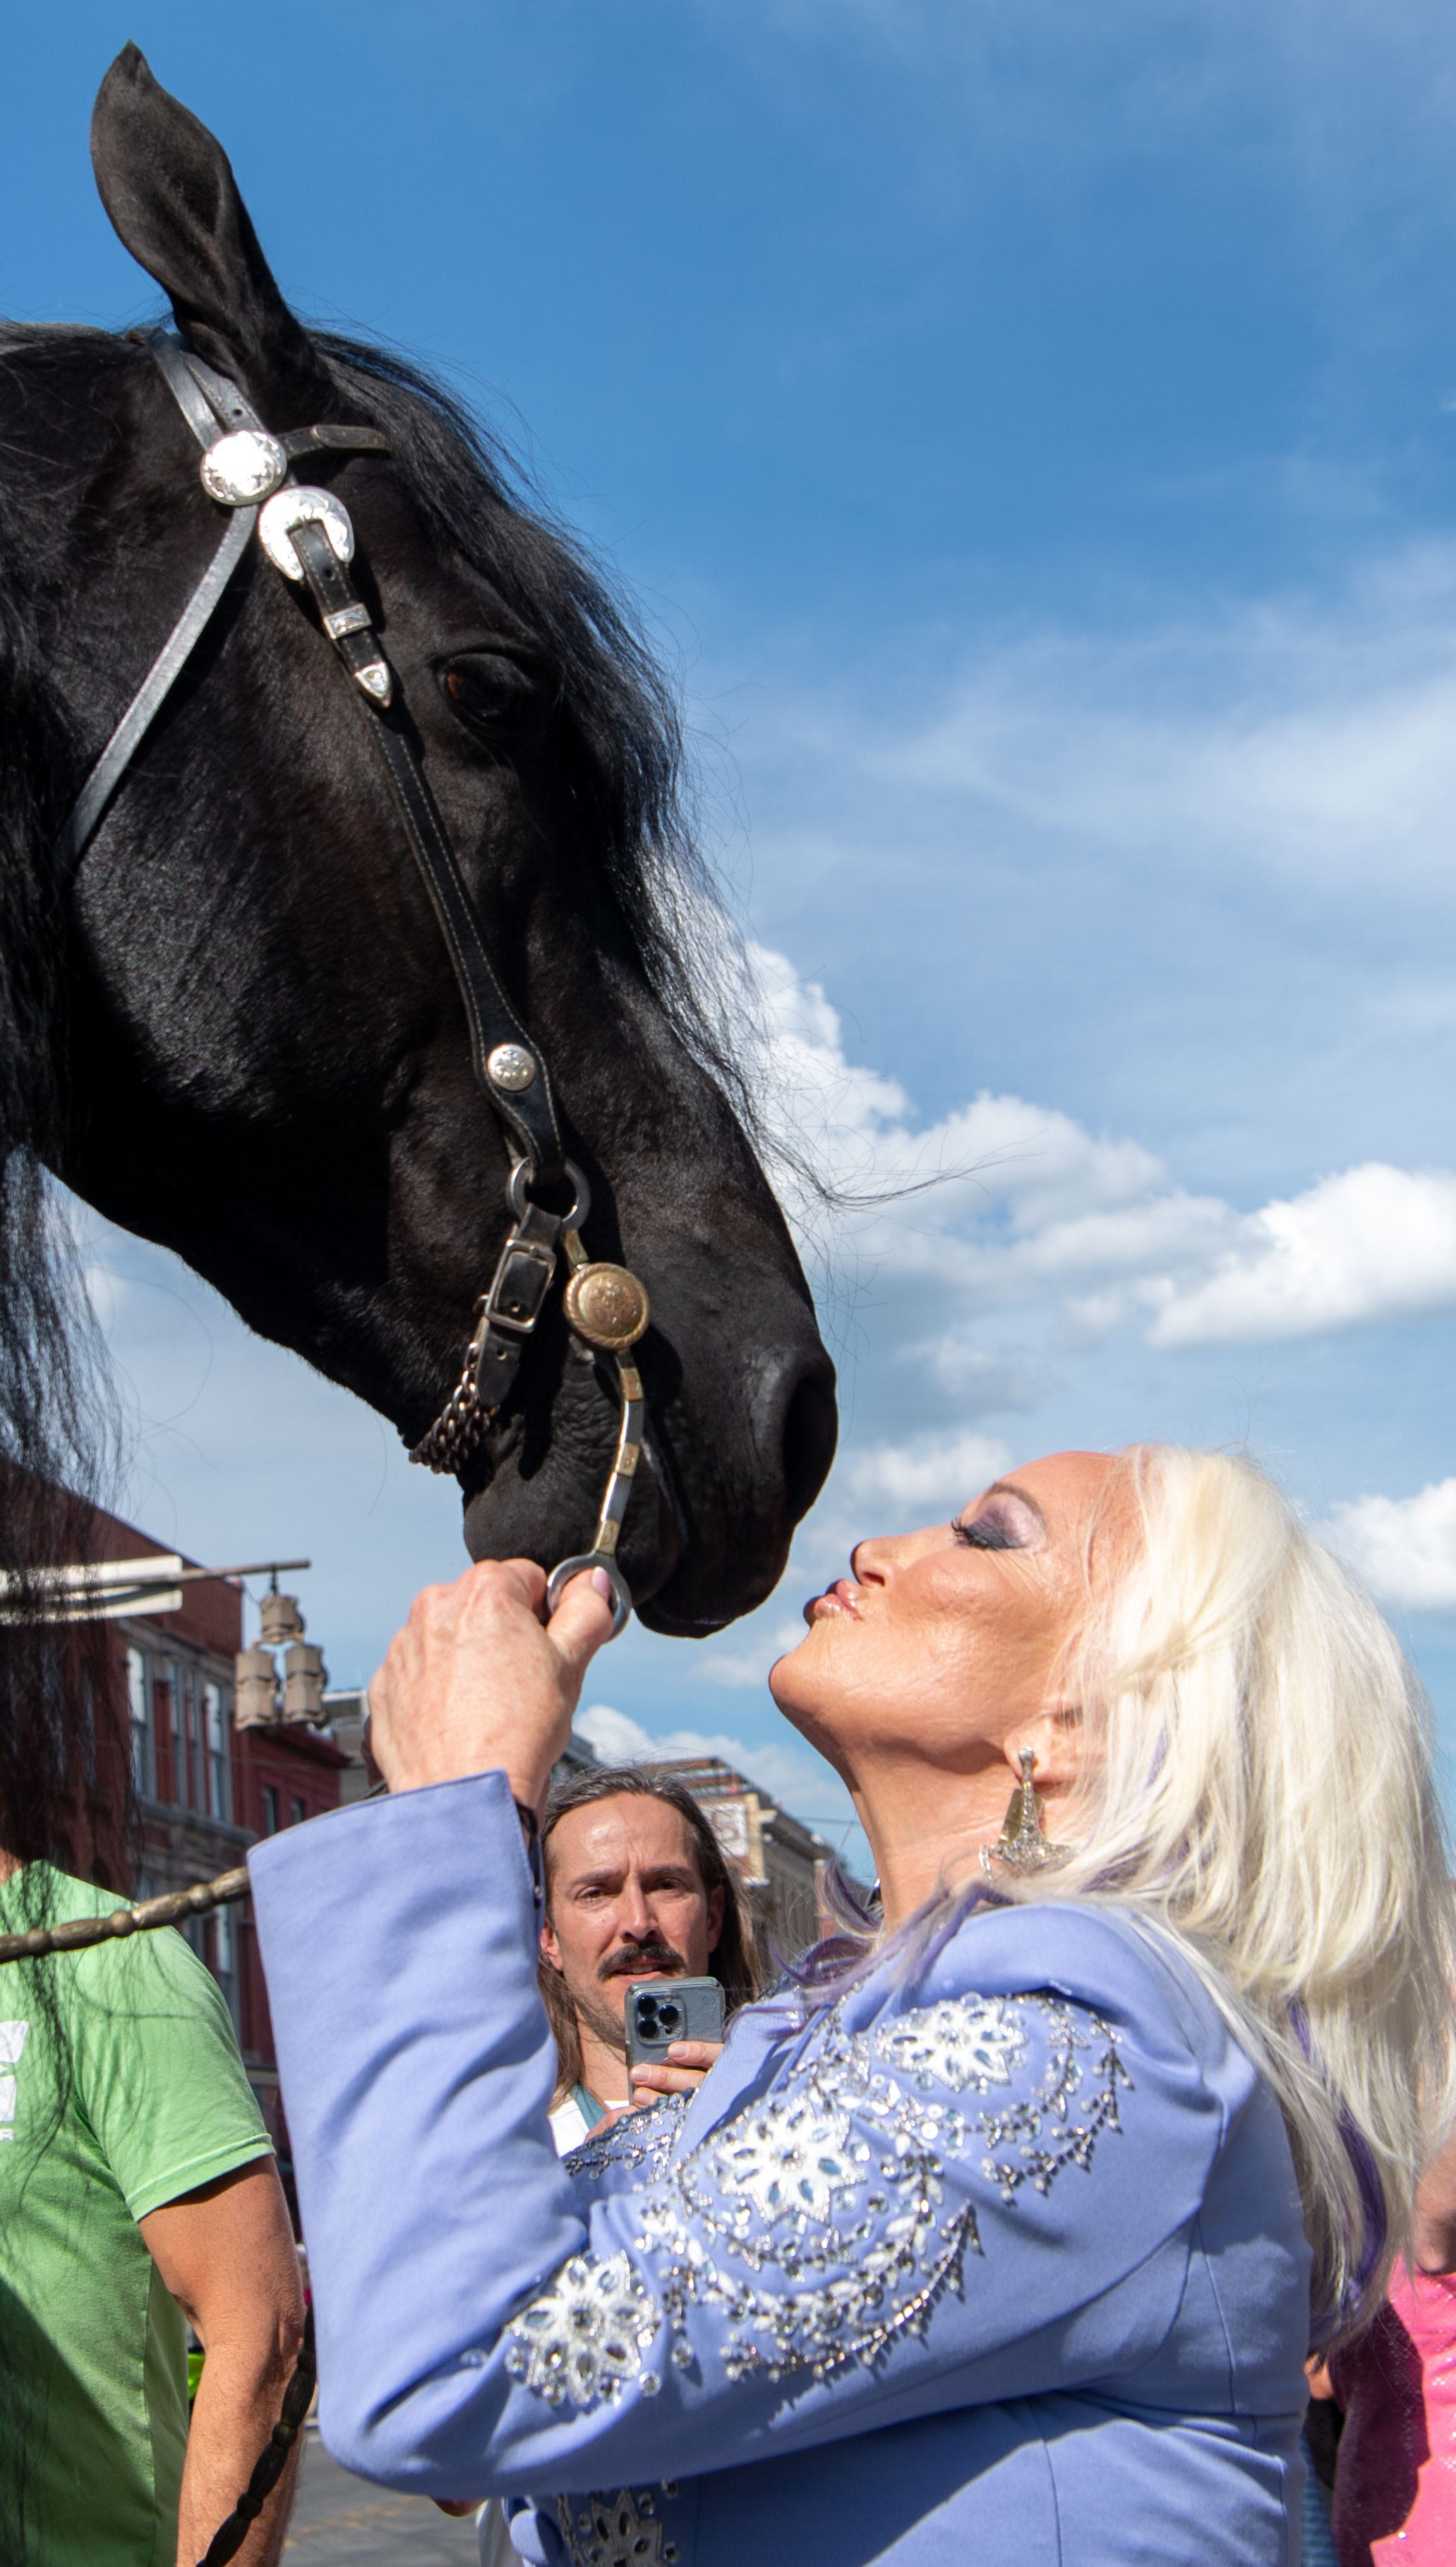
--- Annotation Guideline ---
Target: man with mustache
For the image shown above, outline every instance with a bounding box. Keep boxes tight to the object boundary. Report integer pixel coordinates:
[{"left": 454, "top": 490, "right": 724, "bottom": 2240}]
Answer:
[
  {"left": 470, "top": 1767, "right": 768, "bottom": 2553},
  {"left": 537, "top": 1766, "right": 764, "bottom": 2147}
]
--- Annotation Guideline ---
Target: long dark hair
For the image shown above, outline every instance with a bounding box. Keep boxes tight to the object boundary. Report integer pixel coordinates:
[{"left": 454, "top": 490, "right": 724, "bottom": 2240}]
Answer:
[
  {"left": 0, "top": 458, "right": 130, "bottom": 1886},
  {"left": 0, "top": 501, "right": 130, "bottom": 2561},
  {"left": 540, "top": 1766, "right": 764, "bottom": 2105}
]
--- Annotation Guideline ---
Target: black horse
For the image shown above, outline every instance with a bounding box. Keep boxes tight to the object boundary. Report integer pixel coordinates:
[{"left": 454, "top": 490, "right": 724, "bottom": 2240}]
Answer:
[{"left": 0, "top": 47, "right": 836, "bottom": 1723}]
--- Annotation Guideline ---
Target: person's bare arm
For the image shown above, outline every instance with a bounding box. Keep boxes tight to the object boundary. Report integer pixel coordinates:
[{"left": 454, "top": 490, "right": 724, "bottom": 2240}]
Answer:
[{"left": 140, "top": 2158, "right": 306, "bottom": 2567}]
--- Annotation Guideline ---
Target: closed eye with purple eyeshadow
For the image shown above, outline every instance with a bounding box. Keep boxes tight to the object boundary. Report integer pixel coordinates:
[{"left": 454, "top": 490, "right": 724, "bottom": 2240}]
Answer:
[{"left": 951, "top": 1484, "right": 1047, "bottom": 1553}]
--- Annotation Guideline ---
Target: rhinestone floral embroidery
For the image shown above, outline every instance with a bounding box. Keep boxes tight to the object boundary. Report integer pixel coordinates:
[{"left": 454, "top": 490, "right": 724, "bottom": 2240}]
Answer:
[
  {"left": 503, "top": 2251, "right": 661, "bottom": 2410},
  {"left": 632, "top": 1990, "right": 1126, "bottom": 2388},
  {"left": 503, "top": 1987, "right": 1127, "bottom": 2417},
  {"left": 874, "top": 1995, "right": 1029, "bottom": 2094},
  {"left": 716, "top": 2095, "right": 865, "bottom": 2227}
]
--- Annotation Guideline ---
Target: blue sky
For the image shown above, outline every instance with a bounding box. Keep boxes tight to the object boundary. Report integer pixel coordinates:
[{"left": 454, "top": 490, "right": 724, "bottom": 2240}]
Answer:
[{"left": 10, "top": 2, "right": 1456, "bottom": 1862}]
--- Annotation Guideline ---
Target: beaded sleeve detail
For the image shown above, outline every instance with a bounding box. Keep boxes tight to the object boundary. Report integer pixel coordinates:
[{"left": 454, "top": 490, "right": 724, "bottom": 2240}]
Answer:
[
  {"left": 501, "top": 1989, "right": 1127, "bottom": 2414},
  {"left": 565, "top": 2092, "right": 691, "bottom": 2186},
  {"left": 558, "top": 2484, "right": 682, "bottom": 2567},
  {"left": 503, "top": 2251, "right": 661, "bottom": 2410}
]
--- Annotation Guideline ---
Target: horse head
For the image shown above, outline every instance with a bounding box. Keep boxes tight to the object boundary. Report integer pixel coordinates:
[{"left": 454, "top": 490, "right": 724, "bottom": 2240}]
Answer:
[{"left": 1, "top": 47, "right": 836, "bottom": 1635}]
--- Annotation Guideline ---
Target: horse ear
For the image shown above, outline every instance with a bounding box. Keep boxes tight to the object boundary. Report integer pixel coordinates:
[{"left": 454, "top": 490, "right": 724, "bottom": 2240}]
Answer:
[{"left": 90, "top": 44, "right": 324, "bottom": 423}]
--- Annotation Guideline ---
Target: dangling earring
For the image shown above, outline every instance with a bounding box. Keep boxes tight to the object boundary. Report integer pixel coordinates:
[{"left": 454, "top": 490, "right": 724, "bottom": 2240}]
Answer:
[{"left": 980, "top": 1747, "right": 1070, "bottom": 1881}]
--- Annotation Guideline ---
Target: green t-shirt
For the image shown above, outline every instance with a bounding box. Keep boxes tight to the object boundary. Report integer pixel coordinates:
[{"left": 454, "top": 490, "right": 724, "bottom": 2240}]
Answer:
[{"left": 0, "top": 1867, "right": 272, "bottom": 2567}]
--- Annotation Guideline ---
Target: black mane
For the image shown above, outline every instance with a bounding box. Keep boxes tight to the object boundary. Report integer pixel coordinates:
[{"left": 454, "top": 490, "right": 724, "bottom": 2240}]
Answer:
[
  {"left": 0, "top": 313, "right": 767, "bottom": 1874},
  {"left": 311, "top": 328, "right": 751, "bottom": 1118},
  {"left": 0, "top": 369, "right": 124, "bottom": 1894},
  {"left": 0, "top": 314, "right": 755, "bottom": 1106}
]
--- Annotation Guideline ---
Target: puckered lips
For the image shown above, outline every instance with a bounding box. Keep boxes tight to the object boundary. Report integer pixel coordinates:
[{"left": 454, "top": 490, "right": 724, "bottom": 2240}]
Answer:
[{"left": 804, "top": 1577, "right": 863, "bottom": 1627}]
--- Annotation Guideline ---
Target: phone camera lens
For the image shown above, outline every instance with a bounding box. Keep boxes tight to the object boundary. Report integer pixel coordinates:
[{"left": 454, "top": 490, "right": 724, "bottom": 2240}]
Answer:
[{"left": 658, "top": 2001, "right": 682, "bottom": 2035}]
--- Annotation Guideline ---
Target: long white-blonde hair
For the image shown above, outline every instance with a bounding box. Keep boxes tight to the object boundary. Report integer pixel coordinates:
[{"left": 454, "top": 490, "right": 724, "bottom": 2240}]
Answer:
[
  {"left": 1051, "top": 1443, "right": 1456, "bottom": 2337},
  {"left": 807, "top": 1442, "right": 1456, "bottom": 2339}
]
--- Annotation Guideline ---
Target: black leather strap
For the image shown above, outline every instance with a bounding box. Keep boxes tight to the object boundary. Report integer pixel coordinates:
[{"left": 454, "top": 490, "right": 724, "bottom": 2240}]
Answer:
[
  {"left": 143, "top": 331, "right": 564, "bottom": 1182},
  {"left": 146, "top": 329, "right": 262, "bottom": 441},
  {"left": 284, "top": 515, "right": 392, "bottom": 702},
  {"left": 54, "top": 505, "right": 258, "bottom": 879},
  {"left": 474, "top": 1196, "right": 566, "bottom": 1407},
  {"left": 55, "top": 328, "right": 579, "bottom": 1472},
  {"left": 58, "top": 335, "right": 261, "bottom": 877},
  {"left": 283, "top": 422, "right": 392, "bottom": 462},
  {"left": 289, "top": 516, "right": 566, "bottom": 1182}
]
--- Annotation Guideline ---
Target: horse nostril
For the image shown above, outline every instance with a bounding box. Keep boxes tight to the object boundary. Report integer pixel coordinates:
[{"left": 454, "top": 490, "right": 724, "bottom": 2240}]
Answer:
[{"left": 776, "top": 1360, "right": 838, "bottom": 1524}]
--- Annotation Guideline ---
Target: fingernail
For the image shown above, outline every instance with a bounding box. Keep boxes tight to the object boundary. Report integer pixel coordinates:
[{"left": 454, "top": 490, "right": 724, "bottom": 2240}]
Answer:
[{"left": 590, "top": 1568, "right": 613, "bottom": 1600}]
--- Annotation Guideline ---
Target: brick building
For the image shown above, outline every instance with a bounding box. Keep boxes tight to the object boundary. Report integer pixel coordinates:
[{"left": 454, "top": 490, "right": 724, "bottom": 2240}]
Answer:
[
  {"left": 78, "top": 1503, "right": 347, "bottom": 2141},
  {"left": 621, "top": 1752, "right": 843, "bottom": 1959}
]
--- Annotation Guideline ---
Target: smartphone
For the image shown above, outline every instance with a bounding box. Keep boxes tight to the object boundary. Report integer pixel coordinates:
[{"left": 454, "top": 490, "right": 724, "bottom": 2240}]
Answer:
[{"left": 625, "top": 1976, "right": 726, "bottom": 2069}]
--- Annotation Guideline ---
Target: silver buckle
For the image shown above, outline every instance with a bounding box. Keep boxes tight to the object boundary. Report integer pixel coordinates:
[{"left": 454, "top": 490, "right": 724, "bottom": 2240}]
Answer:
[{"left": 257, "top": 487, "right": 354, "bottom": 581}]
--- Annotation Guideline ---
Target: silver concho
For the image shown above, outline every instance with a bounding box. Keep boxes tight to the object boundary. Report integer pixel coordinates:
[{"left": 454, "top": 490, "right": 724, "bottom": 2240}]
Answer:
[
  {"left": 199, "top": 429, "right": 288, "bottom": 508},
  {"left": 257, "top": 487, "right": 355, "bottom": 582},
  {"left": 487, "top": 1043, "right": 537, "bottom": 1092}
]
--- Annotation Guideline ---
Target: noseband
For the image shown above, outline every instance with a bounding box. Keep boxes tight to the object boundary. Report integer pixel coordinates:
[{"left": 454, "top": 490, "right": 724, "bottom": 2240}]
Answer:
[{"left": 56, "top": 332, "right": 651, "bottom": 1634}]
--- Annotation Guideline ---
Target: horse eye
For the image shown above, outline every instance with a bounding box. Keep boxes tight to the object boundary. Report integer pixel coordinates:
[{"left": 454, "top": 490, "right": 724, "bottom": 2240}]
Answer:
[{"left": 440, "top": 652, "right": 539, "bottom": 734}]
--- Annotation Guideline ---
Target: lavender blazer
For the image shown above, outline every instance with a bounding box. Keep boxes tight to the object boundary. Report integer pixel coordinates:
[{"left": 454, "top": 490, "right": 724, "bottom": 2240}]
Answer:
[{"left": 249, "top": 1769, "right": 1312, "bottom": 2566}]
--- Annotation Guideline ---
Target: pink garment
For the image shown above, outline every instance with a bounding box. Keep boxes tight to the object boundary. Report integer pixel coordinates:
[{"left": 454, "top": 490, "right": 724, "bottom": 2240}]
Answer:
[{"left": 1329, "top": 2263, "right": 1456, "bottom": 2564}]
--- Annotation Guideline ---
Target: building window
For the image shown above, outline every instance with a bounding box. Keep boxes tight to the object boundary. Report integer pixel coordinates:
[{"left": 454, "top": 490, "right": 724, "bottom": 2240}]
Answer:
[
  {"left": 126, "top": 1645, "right": 151, "bottom": 1797},
  {"left": 79, "top": 1664, "right": 97, "bottom": 1788},
  {"left": 190, "top": 1672, "right": 207, "bottom": 1812},
  {"left": 262, "top": 1785, "right": 279, "bottom": 1836},
  {"left": 291, "top": 1795, "right": 306, "bottom": 1828},
  {"left": 179, "top": 1667, "right": 195, "bottom": 1810},
  {"left": 152, "top": 1661, "right": 178, "bottom": 1806},
  {"left": 202, "top": 1681, "right": 230, "bottom": 1821}
]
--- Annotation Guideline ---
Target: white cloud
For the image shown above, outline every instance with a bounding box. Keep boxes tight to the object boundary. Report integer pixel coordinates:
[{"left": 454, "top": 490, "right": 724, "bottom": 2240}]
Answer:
[
  {"left": 885, "top": 623, "right": 1456, "bottom": 895},
  {"left": 752, "top": 947, "right": 1169, "bottom": 1230},
  {"left": 1320, "top": 1480, "right": 1456, "bottom": 1610},
  {"left": 573, "top": 1703, "right": 659, "bottom": 1762},
  {"left": 845, "top": 1430, "right": 1012, "bottom": 1519},
  {"left": 1145, "top": 1166, "right": 1456, "bottom": 1346},
  {"left": 748, "top": 943, "right": 1456, "bottom": 1361}
]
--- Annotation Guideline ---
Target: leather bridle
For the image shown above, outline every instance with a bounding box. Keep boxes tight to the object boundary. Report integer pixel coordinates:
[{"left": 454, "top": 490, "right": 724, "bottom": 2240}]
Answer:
[{"left": 56, "top": 332, "right": 653, "bottom": 1633}]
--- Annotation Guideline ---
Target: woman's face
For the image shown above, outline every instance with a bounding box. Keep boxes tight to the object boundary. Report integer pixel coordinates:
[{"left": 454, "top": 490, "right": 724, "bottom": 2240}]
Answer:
[{"left": 770, "top": 1449, "right": 1129, "bottom": 1782}]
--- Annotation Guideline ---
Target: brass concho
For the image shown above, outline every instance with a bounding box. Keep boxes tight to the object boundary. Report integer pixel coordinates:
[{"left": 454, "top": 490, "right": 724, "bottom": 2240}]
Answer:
[{"left": 563, "top": 1262, "right": 651, "bottom": 1351}]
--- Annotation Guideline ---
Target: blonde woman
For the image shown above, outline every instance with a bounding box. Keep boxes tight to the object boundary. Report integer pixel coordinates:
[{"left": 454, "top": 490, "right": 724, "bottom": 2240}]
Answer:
[{"left": 248, "top": 1447, "right": 1455, "bottom": 2564}]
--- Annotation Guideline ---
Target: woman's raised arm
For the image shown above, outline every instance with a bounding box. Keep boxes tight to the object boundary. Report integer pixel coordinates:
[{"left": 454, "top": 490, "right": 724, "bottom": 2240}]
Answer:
[{"left": 249, "top": 1763, "right": 1265, "bottom": 2504}]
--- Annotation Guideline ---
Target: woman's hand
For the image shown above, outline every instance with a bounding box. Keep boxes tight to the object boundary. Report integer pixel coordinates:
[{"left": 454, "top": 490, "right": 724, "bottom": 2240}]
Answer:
[
  {"left": 366, "top": 1557, "right": 615, "bottom": 1812},
  {"left": 628, "top": 2038, "right": 724, "bottom": 2109}
]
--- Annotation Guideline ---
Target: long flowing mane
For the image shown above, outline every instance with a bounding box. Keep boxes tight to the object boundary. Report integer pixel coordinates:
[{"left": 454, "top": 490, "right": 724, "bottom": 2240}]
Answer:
[
  {"left": 0, "top": 316, "right": 754, "bottom": 1094},
  {"left": 313, "top": 330, "right": 738, "bottom": 1079},
  {"left": 0, "top": 427, "right": 123, "bottom": 1893}
]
